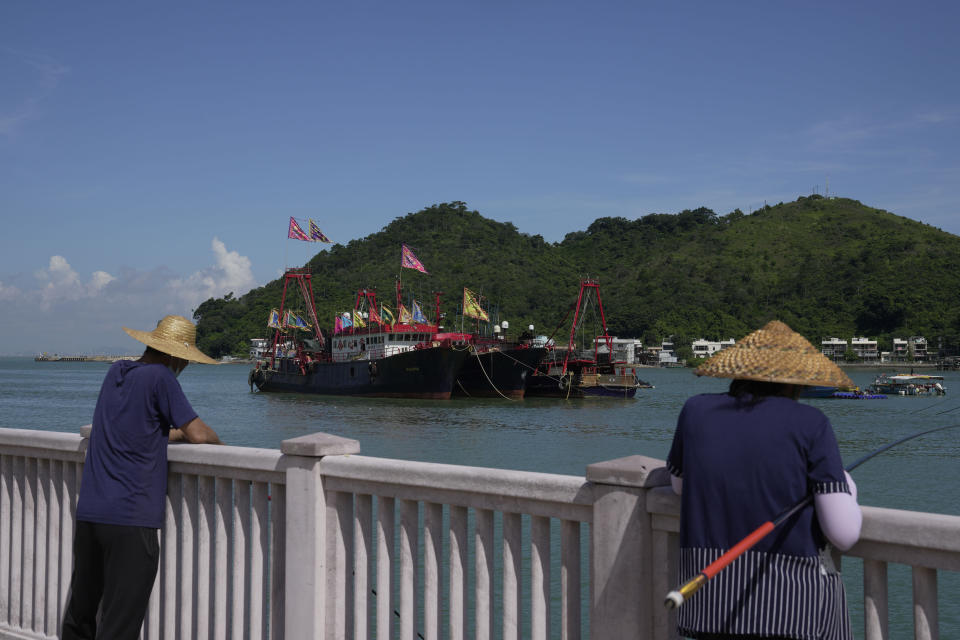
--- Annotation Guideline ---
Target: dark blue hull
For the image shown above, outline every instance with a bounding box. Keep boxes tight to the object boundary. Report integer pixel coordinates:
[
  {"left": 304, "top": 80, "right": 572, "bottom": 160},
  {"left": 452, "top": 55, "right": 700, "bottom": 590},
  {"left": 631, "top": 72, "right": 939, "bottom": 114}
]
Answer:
[{"left": 251, "top": 347, "right": 469, "bottom": 398}]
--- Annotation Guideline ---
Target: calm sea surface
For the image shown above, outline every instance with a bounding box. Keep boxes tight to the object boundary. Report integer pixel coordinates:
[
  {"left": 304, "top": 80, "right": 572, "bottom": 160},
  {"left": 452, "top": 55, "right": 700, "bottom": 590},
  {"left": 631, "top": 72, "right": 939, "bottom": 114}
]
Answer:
[{"left": 2, "top": 357, "right": 958, "bottom": 637}]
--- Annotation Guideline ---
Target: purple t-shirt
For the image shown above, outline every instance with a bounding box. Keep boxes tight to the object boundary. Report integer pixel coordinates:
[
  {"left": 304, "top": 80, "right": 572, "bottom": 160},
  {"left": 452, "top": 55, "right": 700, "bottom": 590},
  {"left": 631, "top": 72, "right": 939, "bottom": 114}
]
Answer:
[{"left": 77, "top": 360, "right": 198, "bottom": 528}]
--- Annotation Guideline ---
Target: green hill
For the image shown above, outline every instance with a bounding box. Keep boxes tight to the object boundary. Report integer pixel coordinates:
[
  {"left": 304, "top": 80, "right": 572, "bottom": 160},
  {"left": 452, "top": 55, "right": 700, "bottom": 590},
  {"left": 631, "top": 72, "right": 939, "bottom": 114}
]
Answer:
[{"left": 194, "top": 197, "right": 960, "bottom": 359}]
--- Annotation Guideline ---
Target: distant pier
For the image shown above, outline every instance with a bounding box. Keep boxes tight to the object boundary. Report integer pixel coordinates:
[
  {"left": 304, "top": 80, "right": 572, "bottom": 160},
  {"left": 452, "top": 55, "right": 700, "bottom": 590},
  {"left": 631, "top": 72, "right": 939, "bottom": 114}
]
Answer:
[{"left": 34, "top": 353, "right": 138, "bottom": 362}]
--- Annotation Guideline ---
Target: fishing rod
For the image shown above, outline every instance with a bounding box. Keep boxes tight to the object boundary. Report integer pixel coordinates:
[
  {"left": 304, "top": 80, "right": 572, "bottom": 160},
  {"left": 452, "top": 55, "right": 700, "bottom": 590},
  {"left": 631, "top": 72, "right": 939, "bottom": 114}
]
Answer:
[{"left": 663, "top": 421, "right": 960, "bottom": 610}]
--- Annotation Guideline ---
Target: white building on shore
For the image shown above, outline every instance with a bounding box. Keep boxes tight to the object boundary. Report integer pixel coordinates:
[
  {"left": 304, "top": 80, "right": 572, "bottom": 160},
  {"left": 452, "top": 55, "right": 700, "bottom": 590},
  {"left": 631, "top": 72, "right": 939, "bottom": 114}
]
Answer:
[
  {"left": 821, "top": 337, "right": 848, "bottom": 361},
  {"left": 691, "top": 338, "right": 735, "bottom": 359}
]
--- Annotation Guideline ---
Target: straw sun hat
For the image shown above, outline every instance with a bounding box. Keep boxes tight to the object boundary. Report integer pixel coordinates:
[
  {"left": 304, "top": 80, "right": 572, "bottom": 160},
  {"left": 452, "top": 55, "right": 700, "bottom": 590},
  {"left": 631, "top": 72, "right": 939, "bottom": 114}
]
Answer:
[
  {"left": 123, "top": 315, "right": 218, "bottom": 365},
  {"left": 695, "top": 320, "right": 853, "bottom": 388}
]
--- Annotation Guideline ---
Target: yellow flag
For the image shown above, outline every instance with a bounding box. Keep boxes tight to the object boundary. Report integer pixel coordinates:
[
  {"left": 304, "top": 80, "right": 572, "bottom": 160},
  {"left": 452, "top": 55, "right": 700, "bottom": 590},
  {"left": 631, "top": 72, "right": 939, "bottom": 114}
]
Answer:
[{"left": 463, "top": 288, "right": 489, "bottom": 321}]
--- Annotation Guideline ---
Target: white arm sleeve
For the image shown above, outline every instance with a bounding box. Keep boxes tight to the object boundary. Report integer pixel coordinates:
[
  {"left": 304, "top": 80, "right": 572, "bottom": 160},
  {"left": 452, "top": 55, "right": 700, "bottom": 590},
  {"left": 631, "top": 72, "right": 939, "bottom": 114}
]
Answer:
[
  {"left": 814, "top": 471, "right": 862, "bottom": 551},
  {"left": 670, "top": 473, "right": 682, "bottom": 496}
]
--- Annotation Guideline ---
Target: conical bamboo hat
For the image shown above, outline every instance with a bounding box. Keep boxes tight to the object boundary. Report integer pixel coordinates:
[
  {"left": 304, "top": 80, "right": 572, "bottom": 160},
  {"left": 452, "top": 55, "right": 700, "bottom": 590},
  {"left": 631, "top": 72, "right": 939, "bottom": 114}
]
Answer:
[{"left": 695, "top": 320, "right": 853, "bottom": 388}]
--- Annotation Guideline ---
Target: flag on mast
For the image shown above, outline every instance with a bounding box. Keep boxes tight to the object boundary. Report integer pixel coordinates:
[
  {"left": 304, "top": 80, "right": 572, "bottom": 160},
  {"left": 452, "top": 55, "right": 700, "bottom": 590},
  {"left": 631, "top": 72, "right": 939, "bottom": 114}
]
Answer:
[
  {"left": 267, "top": 309, "right": 281, "bottom": 328},
  {"left": 308, "top": 219, "right": 332, "bottom": 243},
  {"left": 463, "top": 288, "right": 489, "bottom": 321},
  {"left": 288, "top": 217, "right": 311, "bottom": 241},
  {"left": 380, "top": 304, "right": 395, "bottom": 325},
  {"left": 401, "top": 244, "right": 428, "bottom": 273},
  {"left": 412, "top": 301, "right": 427, "bottom": 323}
]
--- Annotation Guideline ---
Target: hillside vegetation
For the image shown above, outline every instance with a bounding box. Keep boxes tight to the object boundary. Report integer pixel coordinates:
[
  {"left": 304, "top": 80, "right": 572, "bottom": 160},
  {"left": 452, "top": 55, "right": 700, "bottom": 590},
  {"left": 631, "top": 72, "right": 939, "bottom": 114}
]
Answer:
[{"left": 193, "top": 198, "right": 960, "bottom": 359}]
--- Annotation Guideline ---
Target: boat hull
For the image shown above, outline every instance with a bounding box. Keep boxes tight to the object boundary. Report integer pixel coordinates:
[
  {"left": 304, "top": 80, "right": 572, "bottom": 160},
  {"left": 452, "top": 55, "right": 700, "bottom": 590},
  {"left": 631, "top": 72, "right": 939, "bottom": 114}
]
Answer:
[
  {"left": 453, "top": 346, "right": 547, "bottom": 398},
  {"left": 524, "top": 372, "right": 639, "bottom": 399},
  {"left": 251, "top": 347, "right": 469, "bottom": 399}
]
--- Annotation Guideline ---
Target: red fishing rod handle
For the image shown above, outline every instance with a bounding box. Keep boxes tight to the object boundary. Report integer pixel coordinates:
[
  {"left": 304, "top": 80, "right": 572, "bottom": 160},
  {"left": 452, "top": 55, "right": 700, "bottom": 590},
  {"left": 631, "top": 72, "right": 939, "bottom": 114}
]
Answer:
[{"left": 664, "top": 520, "right": 775, "bottom": 609}]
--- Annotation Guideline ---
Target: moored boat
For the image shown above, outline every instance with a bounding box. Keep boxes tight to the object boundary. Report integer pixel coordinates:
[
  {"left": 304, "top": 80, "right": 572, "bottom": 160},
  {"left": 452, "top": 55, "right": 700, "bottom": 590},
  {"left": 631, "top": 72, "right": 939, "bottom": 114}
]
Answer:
[
  {"left": 524, "top": 279, "right": 641, "bottom": 399},
  {"left": 439, "top": 332, "right": 547, "bottom": 398},
  {"left": 868, "top": 374, "right": 946, "bottom": 396},
  {"left": 249, "top": 270, "right": 468, "bottom": 398}
]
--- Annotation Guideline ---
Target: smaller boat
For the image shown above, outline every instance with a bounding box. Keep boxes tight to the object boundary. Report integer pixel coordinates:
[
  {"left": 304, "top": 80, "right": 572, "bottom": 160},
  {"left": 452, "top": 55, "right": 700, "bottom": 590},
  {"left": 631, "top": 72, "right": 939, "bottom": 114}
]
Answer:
[
  {"left": 524, "top": 279, "right": 641, "bottom": 399},
  {"left": 868, "top": 374, "right": 946, "bottom": 396}
]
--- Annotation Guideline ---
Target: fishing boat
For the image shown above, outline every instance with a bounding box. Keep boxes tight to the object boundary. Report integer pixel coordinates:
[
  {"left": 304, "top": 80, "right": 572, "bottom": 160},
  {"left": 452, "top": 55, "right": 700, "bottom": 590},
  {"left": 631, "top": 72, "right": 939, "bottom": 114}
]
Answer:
[
  {"left": 868, "top": 373, "right": 946, "bottom": 396},
  {"left": 524, "top": 279, "right": 641, "bottom": 399},
  {"left": 249, "top": 270, "right": 469, "bottom": 398},
  {"left": 438, "top": 331, "right": 548, "bottom": 398}
]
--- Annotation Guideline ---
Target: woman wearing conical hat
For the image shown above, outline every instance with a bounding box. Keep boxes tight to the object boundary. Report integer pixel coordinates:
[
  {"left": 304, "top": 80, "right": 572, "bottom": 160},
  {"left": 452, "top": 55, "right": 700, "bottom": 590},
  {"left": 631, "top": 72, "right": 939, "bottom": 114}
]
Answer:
[
  {"left": 666, "top": 321, "right": 862, "bottom": 640},
  {"left": 62, "top": 315, "right": 222, "bottom": 640}
]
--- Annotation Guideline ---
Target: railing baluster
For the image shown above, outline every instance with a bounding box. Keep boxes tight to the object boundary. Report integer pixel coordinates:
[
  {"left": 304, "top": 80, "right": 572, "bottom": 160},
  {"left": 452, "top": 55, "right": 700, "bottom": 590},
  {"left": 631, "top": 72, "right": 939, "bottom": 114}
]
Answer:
[
  {"left": 326, "top": 489, "right": 353, "bottom": 640},
  {"left": 144, "top": 558, "right": 160, "bottom": 640},
  {"left": 651, "top": 529, "right": 678, "bottom": 640},
  {"left": 449, "top": 505, "right": 468, "bottom": 640},
  {"left": 400, "top": 499, "right": 419, "bottom": 640},
  {"left": 561, "top": 519, "right": 581, "bottom": 640},
  {"left": 214, "top": 477, "right": 231, "bottom": 640},
  {"left": 34, "top": 458, "right": 47, "bottom": 633},
  {"left": 10, "top": 456, "right": 23, "bottom": 629},
  {"left": 197, "top": 475, "right": 215, "bottom": 639},
  {"left": 250, "top": 481, "right": 268, "bottom": 640},
  {"left": 475, "top": 507, "right": 494, "bottom": 640},
  {"left": 270, "top": 483, "right": 286, "bottom": 640},
  {"left": 0, "top": 454, "right": 11, "bottom": 626},
  {"left": 163, "top": 471, "right": 181, "bottom": 638},
  {"left": 180, "top": 474, "right": 197, "bottom": 639},
  {"left": 912, "top": 566, "right": 938, "bottom": 640},
  {"left": 502, "top": 511, "right": 522, "bottom": 640},
  {"left": 22, "top": 458, "right": 35, "bottom": 629},
  {"left": 423, "top": 502, "right": 443, "bottom": 640},
  {"left": 61, "top": 459, "right": 77, "bottom": 616},
  {"left": 376, "top": 496, "right": 395, "bottom": 640},
  {"left": 531, "top": 515, "right": 550, "bottom": 640},
  {"left": 864, "top": 558, "right": 889, "bottom": 640},
  {"left": 354, "top": 494, "right": 372, "bottom": 640},
  {"left": 232, "top": 480, "right": 250, "bottom": 640},
  {"left": 46, "top": 459, "right": 63, "bottom": 636}
]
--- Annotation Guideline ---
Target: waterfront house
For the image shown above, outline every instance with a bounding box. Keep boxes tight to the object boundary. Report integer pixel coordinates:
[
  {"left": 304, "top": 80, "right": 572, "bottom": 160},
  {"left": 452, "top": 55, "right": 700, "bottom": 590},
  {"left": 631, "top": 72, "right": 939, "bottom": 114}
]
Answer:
[
  {"left": 891, "top": 336, "right": 929, "bottom": 361},
  {"left": 594, "top": 337, "right": 644, "bottom": 364},
  {"left": 659, "top": 340, "right": 679, "bottom": 365},
  {"left": 911, "top": 336, "right": 929, "bottom": 361},
  {"left": 821, "top": 337, "right": 848, "bottom": 361},
  {"left": 691, "top": 338, "right": 735, "bottom": 359},
  {"left": 851, "top": 336, "right": 879, "bottom": 362},
  {"left": 249, "top": 337, "right": 270, "bottom": 360}
]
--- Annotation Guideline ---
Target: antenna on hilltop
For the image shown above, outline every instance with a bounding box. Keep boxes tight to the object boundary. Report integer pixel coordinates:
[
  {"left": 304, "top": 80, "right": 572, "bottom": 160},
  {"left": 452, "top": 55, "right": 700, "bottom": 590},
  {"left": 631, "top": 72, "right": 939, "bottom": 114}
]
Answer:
[{"left": 826, "top": 175, "right": 830, "bottom": 198}]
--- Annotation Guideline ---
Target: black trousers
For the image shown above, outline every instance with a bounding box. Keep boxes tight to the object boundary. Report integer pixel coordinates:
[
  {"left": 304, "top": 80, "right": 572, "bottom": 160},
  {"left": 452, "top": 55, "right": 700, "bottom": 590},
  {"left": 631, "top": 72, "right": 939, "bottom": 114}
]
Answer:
[{"left": 61, "top": 521, "right": 160, "bottom": 640}]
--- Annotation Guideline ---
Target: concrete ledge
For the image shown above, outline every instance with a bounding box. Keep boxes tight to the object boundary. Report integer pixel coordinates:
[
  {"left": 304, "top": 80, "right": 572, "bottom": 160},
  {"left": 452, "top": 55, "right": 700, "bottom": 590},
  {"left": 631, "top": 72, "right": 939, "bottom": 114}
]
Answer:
[
  {"left": 586, "top": 454, "right": 670, "bottom": 488},
  {"left": 281, "top": 432, "right": 360, "bottom": 457}
]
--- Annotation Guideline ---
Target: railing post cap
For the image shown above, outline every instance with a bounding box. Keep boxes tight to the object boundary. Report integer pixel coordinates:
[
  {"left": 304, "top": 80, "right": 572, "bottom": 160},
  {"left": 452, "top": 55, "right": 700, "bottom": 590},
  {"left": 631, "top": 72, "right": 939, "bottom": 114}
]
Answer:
[
  {"left": 281, "top": 432, "right": 360, "bottom": 457},
  {"left": 586, "top": 454, "right": 670, "bottom": 488}
]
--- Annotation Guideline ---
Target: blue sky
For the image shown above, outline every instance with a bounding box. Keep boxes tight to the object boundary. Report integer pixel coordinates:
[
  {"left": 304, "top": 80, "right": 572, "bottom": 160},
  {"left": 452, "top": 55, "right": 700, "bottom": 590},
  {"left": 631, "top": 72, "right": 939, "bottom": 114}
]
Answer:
[{"left": 1, "top": 1, "right": 958, "bottom": 354}]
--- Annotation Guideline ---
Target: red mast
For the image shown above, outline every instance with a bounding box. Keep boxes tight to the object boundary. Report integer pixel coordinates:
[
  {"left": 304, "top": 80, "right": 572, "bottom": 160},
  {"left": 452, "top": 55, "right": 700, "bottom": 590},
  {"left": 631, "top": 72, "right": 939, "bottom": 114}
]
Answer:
[
  {"left": 269, "top": 269, "right": 324, "bottom": 369},
  {"left": 562, "top": 279, "right": 613, "bottom": 375}
]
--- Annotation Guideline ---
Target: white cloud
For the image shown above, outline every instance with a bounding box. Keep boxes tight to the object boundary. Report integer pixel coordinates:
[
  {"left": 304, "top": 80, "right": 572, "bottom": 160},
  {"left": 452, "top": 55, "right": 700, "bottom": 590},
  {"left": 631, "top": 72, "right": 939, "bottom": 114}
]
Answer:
[
  {"left": 0, "top": 280, "right": 21, "bottom": 301},
  {"left": 168, "top": 237, "right": 257, "bottom": 308},
  {"left": 0, "top": 239, "right": 258, "bottom": 354}
]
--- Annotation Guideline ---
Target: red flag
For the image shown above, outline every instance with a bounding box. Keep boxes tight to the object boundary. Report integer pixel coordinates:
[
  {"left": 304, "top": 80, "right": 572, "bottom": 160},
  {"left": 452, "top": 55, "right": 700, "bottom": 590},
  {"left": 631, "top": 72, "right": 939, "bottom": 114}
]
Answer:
[
  {"left": 401, "top": 243, "right": 428, "bottom": 273},
  {"left": 288, "top": 217, "right": 311, "bottom": 241}
]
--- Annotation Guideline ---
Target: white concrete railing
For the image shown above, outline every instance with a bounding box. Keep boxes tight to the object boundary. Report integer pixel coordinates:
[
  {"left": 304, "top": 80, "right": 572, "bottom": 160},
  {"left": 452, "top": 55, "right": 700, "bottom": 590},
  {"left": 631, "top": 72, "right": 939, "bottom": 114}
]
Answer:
[
  {"left": 0, "top": 427, "right": 958, "bottom": 640},
  {"left": 646, "top": 487, "right": 960, "bottom": 640}
]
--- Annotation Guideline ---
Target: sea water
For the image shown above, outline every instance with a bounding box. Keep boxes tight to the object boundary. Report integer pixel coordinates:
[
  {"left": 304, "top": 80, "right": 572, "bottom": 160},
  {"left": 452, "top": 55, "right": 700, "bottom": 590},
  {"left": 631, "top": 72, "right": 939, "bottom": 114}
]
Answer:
[{"left": 2, "top": 357, "right": 958, "bottom": 638}]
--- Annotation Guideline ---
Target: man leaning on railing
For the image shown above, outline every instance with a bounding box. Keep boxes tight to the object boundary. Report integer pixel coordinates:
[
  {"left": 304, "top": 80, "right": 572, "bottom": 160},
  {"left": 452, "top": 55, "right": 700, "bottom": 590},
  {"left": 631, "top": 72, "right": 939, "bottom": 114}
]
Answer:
[{"left": 61, "top": 315, "right": 223, "bottom": 640}]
